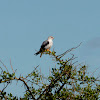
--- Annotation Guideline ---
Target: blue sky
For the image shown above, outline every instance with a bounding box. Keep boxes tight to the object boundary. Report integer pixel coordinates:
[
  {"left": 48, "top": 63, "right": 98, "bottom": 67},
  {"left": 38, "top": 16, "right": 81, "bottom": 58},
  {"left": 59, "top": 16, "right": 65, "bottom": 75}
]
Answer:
[{"left": 0, "top": 0, "right": 100, "bottom": 97}]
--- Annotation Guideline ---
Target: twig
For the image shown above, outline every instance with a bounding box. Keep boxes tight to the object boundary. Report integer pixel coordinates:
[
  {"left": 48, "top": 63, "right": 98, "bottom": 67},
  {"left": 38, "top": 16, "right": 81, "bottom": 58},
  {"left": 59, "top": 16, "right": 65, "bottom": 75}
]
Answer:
[
  {"left": 90, "top": 67, "right": 100, "bottom": 77},
  {"left": 26, "top": 65, "right": 39, "bottom": 78},
  {"left": 2, "top": 82, "right": 10, "bottom": 92},
  {"left": 57, "top": 42, "right": 82, "bottom": 58},
  {"left": 10, "top": 59, "right": 14, "bottom": 73},
  {"left": 0, "top": 67, "right": 3, "bottom": 73},
  {"left": 0, "top": 60, "right": 9, "bottom": 72}
]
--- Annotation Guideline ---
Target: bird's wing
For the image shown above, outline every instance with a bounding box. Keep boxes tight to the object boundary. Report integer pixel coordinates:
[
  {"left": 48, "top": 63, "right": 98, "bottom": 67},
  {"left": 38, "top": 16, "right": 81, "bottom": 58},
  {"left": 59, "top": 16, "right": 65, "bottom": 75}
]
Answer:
[{"left": 41, "top": 40, "right": 49, "bottom": 49}]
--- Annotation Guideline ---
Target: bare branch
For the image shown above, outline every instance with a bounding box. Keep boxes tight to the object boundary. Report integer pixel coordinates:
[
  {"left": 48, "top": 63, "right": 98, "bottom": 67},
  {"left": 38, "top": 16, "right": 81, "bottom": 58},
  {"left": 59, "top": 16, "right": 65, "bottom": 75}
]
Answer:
[
  {"left": 0, "top": 60, "right": 9, "bottom": 72},
  {"left": 26, "top": 65, "right": 39, "bottom": 78},
  {"left": 57, "top": 42, "right": 82, "bottom": 58},
  {"left": 10, "top": 59, "right": 14, "bottom": 73},
  {"left": 0, "top": 67, "right": 3, "bottom": 73},
  {"left": 15, "top": 77, "right": 36, "bottom": 100},
  {"left": 2, "top": 82, "right": 10, "bottom": 92}
]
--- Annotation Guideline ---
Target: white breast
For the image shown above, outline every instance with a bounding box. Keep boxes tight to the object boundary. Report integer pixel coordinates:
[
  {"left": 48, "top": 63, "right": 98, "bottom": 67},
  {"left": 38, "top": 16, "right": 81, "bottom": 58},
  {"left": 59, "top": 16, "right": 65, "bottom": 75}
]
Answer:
[{"left": 45, "top": 39, "right": 53, "bottom": 49}]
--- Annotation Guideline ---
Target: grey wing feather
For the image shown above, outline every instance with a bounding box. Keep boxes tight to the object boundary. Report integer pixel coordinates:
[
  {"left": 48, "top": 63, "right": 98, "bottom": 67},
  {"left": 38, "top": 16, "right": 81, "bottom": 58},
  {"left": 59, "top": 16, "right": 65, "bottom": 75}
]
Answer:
[
  {"left": 34, "top": 40, "right": 49, "bottom": 55},
  {"left": 41, "top": 40, "right": 49, "bottom": 49}
]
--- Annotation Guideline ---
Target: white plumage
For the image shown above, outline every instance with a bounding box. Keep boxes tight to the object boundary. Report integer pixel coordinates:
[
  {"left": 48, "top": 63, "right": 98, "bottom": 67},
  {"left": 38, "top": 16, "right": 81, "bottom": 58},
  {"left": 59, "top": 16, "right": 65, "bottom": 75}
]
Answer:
[{"left": 44, "top": 37, "right": 53, "bottom": 49}]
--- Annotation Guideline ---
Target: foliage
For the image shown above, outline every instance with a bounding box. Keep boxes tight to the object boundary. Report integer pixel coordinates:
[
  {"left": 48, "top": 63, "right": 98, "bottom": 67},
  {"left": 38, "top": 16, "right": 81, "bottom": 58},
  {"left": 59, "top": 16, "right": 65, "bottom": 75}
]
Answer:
[{"left": 0, "top": 46, "right": 100, "bottom": 100}]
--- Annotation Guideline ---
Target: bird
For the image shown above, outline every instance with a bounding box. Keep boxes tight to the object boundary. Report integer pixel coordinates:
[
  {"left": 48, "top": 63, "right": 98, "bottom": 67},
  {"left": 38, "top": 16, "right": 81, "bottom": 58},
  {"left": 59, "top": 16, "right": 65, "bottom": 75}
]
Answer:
[{"left": 34, "top": 36, "right": 54, "bottom": 57}]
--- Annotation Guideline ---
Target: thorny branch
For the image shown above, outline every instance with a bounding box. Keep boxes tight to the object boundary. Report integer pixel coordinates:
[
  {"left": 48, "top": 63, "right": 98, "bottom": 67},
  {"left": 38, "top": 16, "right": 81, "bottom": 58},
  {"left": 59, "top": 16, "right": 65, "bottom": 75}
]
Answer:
[{"left": 57, "top": 42, "right": 82, "bottom": 58}]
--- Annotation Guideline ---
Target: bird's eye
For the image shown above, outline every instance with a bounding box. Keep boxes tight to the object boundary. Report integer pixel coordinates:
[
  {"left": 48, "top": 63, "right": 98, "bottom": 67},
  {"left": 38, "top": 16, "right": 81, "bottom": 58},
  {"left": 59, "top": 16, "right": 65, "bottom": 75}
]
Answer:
[{"left": 51, "top": 37, "right": 54, "bottom": 39}]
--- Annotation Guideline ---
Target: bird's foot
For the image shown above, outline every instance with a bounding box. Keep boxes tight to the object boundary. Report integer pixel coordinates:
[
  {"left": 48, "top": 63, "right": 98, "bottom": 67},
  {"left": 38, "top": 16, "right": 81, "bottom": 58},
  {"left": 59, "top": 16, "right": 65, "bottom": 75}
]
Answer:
[{"left": 46, "top": 49, "right": 51, "bottom": 53}]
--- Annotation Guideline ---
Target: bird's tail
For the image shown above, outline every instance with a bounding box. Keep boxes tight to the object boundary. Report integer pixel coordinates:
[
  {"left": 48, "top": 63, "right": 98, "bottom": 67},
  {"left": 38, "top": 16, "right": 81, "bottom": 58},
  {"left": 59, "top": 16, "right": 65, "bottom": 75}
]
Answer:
[{"left": 34, "top": 51, "right": 40, "bottom": 55}]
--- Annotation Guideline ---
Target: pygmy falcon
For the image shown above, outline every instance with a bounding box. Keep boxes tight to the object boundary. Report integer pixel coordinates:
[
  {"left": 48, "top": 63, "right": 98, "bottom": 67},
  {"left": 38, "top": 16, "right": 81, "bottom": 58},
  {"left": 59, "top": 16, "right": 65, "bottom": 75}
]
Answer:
[{"left": 34, "top": 36, "right": 54, "bottom": 57}]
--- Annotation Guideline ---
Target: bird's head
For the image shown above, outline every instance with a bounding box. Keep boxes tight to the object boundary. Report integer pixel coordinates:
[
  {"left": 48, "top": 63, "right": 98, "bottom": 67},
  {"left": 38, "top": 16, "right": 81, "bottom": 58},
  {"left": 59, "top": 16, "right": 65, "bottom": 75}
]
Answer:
[{"left": 48, "top": 36, "right": 54, "bottom": 40}]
